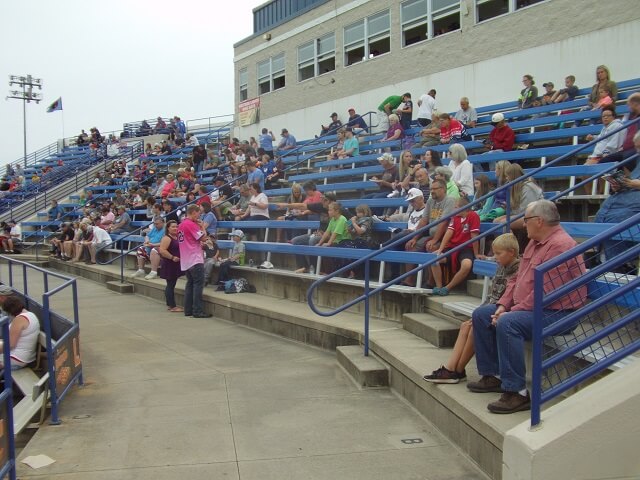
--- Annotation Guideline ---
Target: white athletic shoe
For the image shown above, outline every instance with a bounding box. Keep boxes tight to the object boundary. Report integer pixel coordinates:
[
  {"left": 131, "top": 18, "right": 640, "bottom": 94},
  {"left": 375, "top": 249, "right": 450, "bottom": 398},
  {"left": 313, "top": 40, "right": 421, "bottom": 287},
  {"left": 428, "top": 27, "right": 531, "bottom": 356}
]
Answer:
[
  {"left": 386, "top": 190, "right": 400, "bottom": 198},
  {"left": 144, "top": 271, "right": 158, "bottom": 280},
  {"left": 132, "top": 269, "right": 145, "bottom": 278}
]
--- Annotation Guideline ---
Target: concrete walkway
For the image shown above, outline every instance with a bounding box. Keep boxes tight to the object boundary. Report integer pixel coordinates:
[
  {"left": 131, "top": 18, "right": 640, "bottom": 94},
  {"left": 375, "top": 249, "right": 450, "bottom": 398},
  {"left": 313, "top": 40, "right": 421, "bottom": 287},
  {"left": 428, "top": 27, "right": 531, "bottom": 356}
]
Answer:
[{"left": 15, "top": 274, "right": 486, "bottom": 479}]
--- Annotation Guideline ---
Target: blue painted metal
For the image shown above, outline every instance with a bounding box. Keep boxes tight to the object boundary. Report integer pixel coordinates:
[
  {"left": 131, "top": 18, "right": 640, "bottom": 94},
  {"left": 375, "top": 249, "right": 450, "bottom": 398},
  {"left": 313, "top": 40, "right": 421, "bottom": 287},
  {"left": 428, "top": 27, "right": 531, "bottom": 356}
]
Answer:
[
  {"left": 0, "top": 316, "right": 17, "bottom": 480},
  {"left": 306, "top": 116, "right": 640, "bottom": 401},
  {"left": 1, "top": 256, "right": 82, "bottom": 426},
  {"left": 530, "top": 211, "right": 640, "bottom": 426}
]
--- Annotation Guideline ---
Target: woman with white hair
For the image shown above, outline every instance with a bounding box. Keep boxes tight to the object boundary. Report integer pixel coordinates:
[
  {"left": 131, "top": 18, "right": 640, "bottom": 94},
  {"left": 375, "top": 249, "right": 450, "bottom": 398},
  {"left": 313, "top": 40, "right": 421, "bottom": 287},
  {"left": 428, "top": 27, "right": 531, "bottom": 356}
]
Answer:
[
  {"left": 448, "top": 144, "right": 474, "bottom": 197},
  {"left": 383, "top": 114, "right": 405, "bottom": 142}
]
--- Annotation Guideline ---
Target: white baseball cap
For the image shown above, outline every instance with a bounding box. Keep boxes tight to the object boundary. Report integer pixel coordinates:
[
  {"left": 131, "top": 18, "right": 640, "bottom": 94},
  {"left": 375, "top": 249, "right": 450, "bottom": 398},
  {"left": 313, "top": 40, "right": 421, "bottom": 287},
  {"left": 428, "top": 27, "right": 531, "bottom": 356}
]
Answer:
[
  {"left": 406, "top": 188, "right": 424, "bottom": 201},
  {"left": 491, "top": 112, "right": 505, "bottom": 123},
  {"left": 231, "top": 229, "right": 244, "bottom": 239}
]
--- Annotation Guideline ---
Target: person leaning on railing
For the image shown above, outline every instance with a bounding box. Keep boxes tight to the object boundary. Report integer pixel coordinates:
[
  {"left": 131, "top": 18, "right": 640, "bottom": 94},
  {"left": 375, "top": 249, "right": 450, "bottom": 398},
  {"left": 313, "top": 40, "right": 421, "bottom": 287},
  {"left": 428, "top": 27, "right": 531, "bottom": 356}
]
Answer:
[{"left": 468, "top": 200, "right": 587, "bottom": 414}]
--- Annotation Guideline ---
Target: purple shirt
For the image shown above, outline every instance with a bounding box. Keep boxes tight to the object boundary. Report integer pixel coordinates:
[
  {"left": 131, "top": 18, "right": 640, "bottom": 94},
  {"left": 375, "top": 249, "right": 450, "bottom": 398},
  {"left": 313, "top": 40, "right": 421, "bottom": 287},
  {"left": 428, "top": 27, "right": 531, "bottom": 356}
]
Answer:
[{"left": 177, "top": 218, "right": 204, "bottom": 271}]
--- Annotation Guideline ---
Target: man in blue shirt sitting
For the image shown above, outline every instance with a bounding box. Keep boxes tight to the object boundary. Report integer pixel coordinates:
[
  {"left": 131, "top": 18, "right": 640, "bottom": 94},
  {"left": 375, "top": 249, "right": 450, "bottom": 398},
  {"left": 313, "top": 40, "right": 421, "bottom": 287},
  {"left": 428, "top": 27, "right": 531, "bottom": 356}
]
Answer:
[{"left": 278, "top": 129, "right": 297, "bottom": 150}]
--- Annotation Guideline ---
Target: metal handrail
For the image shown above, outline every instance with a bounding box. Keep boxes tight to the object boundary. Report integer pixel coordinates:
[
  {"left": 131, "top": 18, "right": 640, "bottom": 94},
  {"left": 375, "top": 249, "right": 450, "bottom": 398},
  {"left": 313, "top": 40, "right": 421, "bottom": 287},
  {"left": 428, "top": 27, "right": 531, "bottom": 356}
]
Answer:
[
  {"left": 2, "top": 255, "right": 82, "bottom": 425},
  {"left": 306, "top": 117, "right": 640, "bottom": 356},
  {"left": 531, "top": 212, "right": 640, "bottom": 426},
  {"left": 277, "top": 111, "right": 378, "bottom": 177},
  {"left": 186, "top": 114, "right": 234, "bottom": 137},
  {"left": 97, "top": 169, "right": 245, "bottom": 282},
  {"left": 20, "top": 142, "right": 145, "bottom": 256},
  {"left": 0, "top": 141, "right": 143, "bottom": 219}
]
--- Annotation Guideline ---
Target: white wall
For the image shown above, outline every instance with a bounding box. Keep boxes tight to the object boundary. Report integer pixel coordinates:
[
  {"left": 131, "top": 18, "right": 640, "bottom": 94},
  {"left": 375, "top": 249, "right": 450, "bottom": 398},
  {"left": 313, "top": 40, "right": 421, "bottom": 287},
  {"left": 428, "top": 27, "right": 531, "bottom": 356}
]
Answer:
[
  {"left": 502, "top": 359, "right": 640, "bottom": 480},
  {"left": 237, "top": 19, "right": 640, "bottom": 142}
]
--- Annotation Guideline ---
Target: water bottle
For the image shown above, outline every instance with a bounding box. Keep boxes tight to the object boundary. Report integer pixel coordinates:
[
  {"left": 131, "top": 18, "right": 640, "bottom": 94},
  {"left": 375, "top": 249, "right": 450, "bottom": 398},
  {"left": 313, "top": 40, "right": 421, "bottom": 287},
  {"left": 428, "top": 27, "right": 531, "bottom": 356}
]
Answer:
[{"left": 309, "top": 265, "right": 315, "bottom": 275}]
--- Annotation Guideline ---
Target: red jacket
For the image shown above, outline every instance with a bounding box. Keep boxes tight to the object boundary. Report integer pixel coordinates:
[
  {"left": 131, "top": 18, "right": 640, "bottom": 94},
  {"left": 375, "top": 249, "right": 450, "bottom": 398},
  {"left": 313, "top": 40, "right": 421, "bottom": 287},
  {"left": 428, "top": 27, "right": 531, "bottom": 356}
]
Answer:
[{"left": 489, "top": 125, "right": 515, "bottom": 151}]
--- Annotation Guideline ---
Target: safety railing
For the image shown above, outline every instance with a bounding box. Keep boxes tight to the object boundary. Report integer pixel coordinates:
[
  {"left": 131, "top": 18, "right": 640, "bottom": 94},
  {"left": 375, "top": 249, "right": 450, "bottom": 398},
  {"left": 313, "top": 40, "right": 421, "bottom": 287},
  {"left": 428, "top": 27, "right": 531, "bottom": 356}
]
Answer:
[
  {"left": 17, "top": 141, "right": 145, "bottom": 257},
  {"left": 531, "top": 212, "right": 640, "bottom": 426},
  {"left": 0, "top": 141, "right": 144, "bottom": 220},
  {"left": 1, "top": 256, "right": 83, "bottom": 425},
  {"left": 96, "top": 170, "right": 244, "bottom": 283},
  {"left": 4, "top": 141, "right": 59, "bottom": 169},
  {"left": 277, "top": 111, "right": 378, "bottom": 177},
  {"left": 0, "top": 315, "right": 17, "bottom": 480},
  {"left": 307, "top": 116, "right": 640, "bottom": 356},
  {"left": 186, "top": 114, "right": 234, "bottom": 137}
]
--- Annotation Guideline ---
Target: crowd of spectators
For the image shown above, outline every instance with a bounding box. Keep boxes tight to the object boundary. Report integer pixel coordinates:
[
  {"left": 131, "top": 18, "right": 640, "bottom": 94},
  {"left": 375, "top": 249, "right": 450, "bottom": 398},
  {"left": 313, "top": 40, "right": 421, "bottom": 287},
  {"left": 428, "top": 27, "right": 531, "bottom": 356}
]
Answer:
[{"left": 6, "top": 64, "right": 638, "bottom": 399}]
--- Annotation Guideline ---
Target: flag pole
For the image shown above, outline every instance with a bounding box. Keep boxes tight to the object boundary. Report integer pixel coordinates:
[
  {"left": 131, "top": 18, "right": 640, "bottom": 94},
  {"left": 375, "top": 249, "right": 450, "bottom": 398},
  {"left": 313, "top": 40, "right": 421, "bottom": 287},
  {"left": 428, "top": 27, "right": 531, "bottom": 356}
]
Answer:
[{"left": 61, "top": 108, "right": 66, "bottom": 147}]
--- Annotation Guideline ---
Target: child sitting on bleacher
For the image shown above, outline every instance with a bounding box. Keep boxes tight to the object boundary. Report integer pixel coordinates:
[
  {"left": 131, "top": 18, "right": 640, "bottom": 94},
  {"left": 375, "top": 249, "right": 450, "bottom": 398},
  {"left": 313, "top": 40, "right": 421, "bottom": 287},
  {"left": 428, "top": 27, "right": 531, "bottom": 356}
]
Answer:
[
  {"left": 430, "top": 197, "right": 480, "bottom": 296},
  {"left": 423, "top": 233, "right": 520, "bottom": 383},
  {"left": 216, "top": 230, "right": 246, "bottom": 285}
]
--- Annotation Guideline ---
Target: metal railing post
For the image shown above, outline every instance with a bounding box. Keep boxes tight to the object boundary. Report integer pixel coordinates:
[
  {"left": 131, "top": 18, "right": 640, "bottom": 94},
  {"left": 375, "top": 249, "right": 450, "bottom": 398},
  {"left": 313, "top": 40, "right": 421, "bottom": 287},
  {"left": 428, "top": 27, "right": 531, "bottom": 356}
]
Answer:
[
  {"left": 364, "top": 259, "right": 370, "bottom": 356},
  {"left": 120, "top": 241, "right": 125, "bottom": 283},
  {"left": 531, "top": 267, "right": 544, "bottom": 428},
  {"left": 1, "top": 317, "right": 17, "bottom": 480}
]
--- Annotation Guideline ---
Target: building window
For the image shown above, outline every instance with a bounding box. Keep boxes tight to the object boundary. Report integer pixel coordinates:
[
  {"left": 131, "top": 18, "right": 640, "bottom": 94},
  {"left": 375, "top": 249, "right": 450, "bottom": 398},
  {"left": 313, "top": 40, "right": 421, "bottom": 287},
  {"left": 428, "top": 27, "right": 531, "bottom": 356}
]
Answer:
[
  {"left": 298, "top": 33, "right": 336, "bottom": 82},
  {"left": 257, "top": 53, "right": 285, "bottom": 95},
  {"left": 344, "top": 10, "right": 390, "bottom": 67},
  {"left": 401, "top": 0, "right": 428, "bottom": 46},
  {"left": 239, "top": 68, "right": 248, "bottom": 101},
  {"left": 400, "top": 0, "right": 460, "bottom": 47},
  {"left": 476, "top": 0, "right": 546, "bottom": 23}
]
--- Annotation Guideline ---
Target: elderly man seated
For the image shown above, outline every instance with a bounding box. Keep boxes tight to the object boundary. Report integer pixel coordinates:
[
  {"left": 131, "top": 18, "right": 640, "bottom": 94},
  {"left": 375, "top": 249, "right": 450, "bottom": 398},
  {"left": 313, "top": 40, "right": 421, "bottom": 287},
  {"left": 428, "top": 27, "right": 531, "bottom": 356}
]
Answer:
[{"left": 468, "top": 200, "right": 587, "bottom": 414}]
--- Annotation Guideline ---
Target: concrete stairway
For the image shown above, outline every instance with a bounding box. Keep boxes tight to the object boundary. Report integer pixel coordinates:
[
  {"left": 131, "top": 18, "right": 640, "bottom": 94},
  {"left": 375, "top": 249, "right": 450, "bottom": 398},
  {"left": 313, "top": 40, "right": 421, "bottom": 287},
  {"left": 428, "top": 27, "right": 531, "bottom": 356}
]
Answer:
[{"left": 32, "top": 256, "right": 525, "bottom": 480}]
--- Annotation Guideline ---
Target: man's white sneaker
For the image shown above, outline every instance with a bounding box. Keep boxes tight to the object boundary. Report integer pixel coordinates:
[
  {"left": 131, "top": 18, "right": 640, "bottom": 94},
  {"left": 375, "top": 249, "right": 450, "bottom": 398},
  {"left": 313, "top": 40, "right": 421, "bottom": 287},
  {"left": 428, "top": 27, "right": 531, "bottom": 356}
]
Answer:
[
  {"left": 145, "top": 271, "right": 158, "bottom": 280},
  {"left": 132, "top": 269, "right": 145, "bottom": 278},
  {"left": 386, "top": 190, "right": 400, "bottom": 198}
]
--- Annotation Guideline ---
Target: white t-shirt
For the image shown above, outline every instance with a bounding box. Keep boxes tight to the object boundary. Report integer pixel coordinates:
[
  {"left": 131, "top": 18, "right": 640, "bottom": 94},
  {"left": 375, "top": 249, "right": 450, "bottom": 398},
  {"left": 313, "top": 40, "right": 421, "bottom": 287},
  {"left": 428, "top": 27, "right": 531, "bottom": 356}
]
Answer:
[
  {"left": 417, "top": 94, "right": 437, "bottom": 120},
  {"left": 407, "top": 206, "right": 426, "bottom": 231},
  {"left": 249, "top": 193, "right": 269, "bottom": 218},
  {"left": 92, "top": 226, "right": 112, "bottom": 244},
  {"left": 9, "top": 310, "right": 40, "bottom": 365},
  {"left": 450, "top": 159, "right": 474, "bottom": 197},
  {"left": 10, "top": 225, "right": 21, "bottom": 238}
]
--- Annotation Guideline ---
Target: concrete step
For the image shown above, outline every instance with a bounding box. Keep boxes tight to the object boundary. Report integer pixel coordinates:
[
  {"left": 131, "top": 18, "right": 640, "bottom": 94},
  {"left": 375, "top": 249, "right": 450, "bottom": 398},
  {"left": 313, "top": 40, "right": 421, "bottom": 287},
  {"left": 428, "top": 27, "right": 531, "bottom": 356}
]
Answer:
[
  {"left": 336, "top": 345, "right": 389, "bottom": 387},
  {"left": 401, "top": 313, "right": 459, "bottom": 348},
  {"left": 467, "top": 278, "right": 485, "bottom": 298},
  {"left": 42, "top": 258, "right": 529, "bottom": 480},
  {"left": 423, "top": 293, "right": 482, "bottom": 322}
]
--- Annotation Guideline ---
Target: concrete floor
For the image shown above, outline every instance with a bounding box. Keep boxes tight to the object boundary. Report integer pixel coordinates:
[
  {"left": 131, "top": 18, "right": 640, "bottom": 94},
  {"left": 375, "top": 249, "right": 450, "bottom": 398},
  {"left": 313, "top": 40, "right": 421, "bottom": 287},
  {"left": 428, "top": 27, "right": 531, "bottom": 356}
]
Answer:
[{"left": 14, "top": 274, "right": 487, "bottom": 479}]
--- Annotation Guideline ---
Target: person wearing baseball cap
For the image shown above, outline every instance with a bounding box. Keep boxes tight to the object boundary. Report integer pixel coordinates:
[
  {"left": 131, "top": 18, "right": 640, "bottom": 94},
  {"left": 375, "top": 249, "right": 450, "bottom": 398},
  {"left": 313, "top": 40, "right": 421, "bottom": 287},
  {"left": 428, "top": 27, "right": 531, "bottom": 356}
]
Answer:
[
  {"left": 216, "top": 229, "right": 246, "bottom": 285},
  {"left": 277, "top": 129, "right": 297, "bottom": 150},
  {"left": 486, "top": 112, "right": 515, "bottom": 153},
  {"left": 379, "top": 187, "right": 428, "bottom": 281},
  {"left": 320, "top": 112, "right": 343, "bottom": 136},
  {"left": 540, "top": 82, "right": 556, "bottom": 105},
  {"left": 346, "top": 108, "right": 368, "bottom": 133}
]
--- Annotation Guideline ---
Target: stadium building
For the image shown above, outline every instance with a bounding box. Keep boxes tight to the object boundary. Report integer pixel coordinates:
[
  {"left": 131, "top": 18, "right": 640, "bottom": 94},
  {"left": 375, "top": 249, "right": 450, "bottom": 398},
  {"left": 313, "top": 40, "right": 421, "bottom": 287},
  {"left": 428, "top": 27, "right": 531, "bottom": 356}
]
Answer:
[{"left": 233, "top": 0, "right": 639, "bottom": 139}]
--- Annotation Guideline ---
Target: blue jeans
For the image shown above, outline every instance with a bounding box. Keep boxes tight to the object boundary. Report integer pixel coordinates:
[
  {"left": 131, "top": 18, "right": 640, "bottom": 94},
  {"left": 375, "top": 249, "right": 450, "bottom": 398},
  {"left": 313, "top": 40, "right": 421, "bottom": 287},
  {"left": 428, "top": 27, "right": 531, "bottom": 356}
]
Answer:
[
  {"left": 472, "top": 304, "right": 570, "bottom": 392},
  {"left": 165, "top": 278, "right": 178, "bottom": 308},
  {"left": 184, "top": 263, "right": 205, "bottom": 316},
  {"left": 291, "top": 232, "right": 321, "bottom": 269}
]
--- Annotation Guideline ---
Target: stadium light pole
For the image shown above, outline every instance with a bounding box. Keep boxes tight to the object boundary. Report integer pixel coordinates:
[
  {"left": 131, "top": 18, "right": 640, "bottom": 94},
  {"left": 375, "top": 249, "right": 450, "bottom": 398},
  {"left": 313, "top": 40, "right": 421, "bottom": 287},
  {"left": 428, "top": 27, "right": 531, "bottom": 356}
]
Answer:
[{"left": 6, "top": 74, "right": 43, "bottom": 167}]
